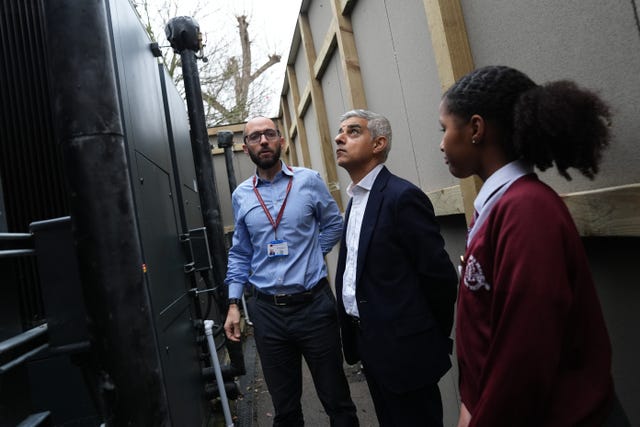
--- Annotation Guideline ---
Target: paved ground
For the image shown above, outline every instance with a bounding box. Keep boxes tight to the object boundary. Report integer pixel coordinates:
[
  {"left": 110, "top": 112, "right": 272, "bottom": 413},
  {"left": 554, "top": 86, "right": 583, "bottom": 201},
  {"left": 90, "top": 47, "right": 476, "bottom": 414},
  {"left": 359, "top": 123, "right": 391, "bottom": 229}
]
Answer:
[
  {"left": 214, "top": 324, "right": 460, "bottom": 427},
  {"left": 228, "top": 328, "right": 378, "bottom": 426}
]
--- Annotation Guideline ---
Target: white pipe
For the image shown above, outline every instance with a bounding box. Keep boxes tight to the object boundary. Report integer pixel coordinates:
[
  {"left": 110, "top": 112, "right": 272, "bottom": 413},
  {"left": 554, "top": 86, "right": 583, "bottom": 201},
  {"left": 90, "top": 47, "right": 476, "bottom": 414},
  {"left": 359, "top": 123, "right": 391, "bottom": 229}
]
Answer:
[
  {"left": 241, "top": 294, "right": 253, "bottom": 326},
  {"left": 204, "top": 320, "right": 235, "bottom": 427}
]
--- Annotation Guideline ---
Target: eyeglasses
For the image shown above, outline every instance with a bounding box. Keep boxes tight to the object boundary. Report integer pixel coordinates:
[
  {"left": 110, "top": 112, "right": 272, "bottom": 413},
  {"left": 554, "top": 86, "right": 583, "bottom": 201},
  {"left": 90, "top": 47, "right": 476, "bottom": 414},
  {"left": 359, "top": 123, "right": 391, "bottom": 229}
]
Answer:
[{"left": 244, "top": 129, "right": 280, "bottom": 144}]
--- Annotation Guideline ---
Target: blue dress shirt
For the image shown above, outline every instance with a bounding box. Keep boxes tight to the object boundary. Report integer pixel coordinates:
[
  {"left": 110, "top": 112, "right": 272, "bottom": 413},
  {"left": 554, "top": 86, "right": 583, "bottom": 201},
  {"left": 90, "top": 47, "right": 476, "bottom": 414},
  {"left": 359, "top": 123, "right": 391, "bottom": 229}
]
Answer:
[{"left": 225, "top": 161, "right": 343, "bottom": 299}]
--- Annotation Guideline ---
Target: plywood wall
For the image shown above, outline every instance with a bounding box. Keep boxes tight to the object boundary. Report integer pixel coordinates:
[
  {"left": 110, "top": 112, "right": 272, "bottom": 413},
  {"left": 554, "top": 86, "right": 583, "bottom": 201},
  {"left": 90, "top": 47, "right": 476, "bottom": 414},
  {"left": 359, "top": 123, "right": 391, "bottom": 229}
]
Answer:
[{"left": 278, "top": 0, "right": 640, "bottom": 236}]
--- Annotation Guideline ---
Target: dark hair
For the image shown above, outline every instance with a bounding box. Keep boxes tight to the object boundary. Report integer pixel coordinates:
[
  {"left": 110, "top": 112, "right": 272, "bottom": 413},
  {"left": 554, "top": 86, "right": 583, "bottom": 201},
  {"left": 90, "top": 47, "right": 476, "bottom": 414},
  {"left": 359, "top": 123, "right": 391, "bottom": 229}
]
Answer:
[{"left": 442, "top": 65, "right": 612, "bottom": 180}]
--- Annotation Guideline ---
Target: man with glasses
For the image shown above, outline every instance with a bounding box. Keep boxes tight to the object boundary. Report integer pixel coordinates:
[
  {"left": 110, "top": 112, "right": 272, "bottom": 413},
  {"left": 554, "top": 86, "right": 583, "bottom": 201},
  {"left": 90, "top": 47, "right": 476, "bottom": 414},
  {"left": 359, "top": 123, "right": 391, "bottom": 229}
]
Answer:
[{"left": 224, "top": 116, "right": 358, "bottom": 426}]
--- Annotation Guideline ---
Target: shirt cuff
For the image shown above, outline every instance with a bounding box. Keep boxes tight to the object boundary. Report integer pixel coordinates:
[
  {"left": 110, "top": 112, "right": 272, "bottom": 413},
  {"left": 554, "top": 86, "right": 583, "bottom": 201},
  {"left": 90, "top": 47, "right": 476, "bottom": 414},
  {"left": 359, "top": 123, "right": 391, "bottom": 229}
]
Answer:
[{"left": 228, "top": 282, "right": 244, "bottom": 299}]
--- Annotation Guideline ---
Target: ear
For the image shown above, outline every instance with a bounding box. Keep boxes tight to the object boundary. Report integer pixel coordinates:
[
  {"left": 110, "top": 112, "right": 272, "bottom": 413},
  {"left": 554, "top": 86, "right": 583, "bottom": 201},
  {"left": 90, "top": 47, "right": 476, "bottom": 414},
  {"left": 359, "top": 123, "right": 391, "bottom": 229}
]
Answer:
[
  {"left": 469, "top": 114, "right": 485, "bottom": 143},
  {"left": 242, "top": 144, "right": 249, "bottom": 154},
  {"left": 372, "top": 136, "right": 388, "bottom": 154}
]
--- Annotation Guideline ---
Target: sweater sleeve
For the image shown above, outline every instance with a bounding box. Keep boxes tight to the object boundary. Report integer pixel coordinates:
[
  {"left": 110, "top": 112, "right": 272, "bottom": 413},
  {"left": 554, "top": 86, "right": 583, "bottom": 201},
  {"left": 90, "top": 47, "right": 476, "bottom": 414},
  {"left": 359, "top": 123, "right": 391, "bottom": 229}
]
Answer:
[{"left": 468, "top": 190, "right": 575, "bottom": 426}]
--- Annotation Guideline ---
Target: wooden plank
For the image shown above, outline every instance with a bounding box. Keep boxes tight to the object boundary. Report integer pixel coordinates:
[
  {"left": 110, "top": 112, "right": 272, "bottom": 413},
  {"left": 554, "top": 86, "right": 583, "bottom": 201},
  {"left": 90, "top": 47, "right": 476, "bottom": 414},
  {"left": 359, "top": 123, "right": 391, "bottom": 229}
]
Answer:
[
  {"left": 297, "top": 83, "right": 312, "bottom": 117},
  {"left": 313, "top": 19, "right": 338, "bottom": 79},
  {"left": 299, "top": 13, "right": 343, "bottom": 210},
  {"left": 208, "top": 126, "right": 244, "bottom": 156},
  {"left": 562, "top": 183, "right": 640, "bottom": 237},
  {"left": 423, "top": 0, "right": 475, "bottom": 90},
  {"left": 426, "top": 185, "right": 465, "bottom": 216},
  {"left": 331, "top": 0, "right": 367, "bottom": 109},
  {"left": 275, "top": 114, "right": 291, "bottom": 165},
  {"left": 340, "top": 0, "right": 358, "bottom": 16},
  {"left": 286, "top": 65, "right": 312, "bottom": 167},
  {"left": 459, "top": 175, "right": 483, "bottom": 224},
  {"left": 280, "top": 97, "right": 299, "bottom": 165},
  {"left": 207, "top": 123, "right": 245, "bottom": 135},
  {"left": 424, "top": 182, "right": 640, "bottom": 237},
  {"left": 423, "top": 0, "right": 477, "bottom": 224},
  {"left": 211, "top": 144, "right": 243, "bottom": 156}
]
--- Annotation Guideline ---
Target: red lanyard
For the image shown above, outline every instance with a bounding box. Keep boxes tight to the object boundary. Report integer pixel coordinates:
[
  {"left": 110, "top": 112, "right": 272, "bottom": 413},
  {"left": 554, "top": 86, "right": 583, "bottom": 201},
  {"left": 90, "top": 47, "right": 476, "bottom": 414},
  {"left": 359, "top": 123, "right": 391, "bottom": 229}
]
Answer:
[{"left": 253, "top": 167, "right": 293, "bottom": 239}]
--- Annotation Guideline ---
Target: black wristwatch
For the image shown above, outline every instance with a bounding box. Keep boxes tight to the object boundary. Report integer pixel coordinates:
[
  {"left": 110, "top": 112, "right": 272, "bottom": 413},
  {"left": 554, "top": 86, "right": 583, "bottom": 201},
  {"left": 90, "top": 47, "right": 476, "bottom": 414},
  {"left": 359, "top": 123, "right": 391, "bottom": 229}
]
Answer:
[{"left": 228, "top": 298, "right": 241, "bottom": 307}]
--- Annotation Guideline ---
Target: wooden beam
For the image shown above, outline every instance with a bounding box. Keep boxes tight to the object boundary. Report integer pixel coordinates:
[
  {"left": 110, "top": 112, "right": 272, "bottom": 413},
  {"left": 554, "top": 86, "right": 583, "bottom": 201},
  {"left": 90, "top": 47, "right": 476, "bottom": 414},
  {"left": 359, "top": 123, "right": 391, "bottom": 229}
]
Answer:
[
  {"left": 423, "top": 0, "right": 474, "bottom": 91},
  {"left": 280, "top": 97, "right": 299, "bottom": 166},
  {"left": 340, "top": 0, "right": 358, "bottom": 16},
  {"left": 207, "top": 123, "right": 245, "bottom": 135},
  {"left": 424, "top": 182, "right": 640, "bottom": 237},
  {"left": 276, "top": 111, "right": 291, "bottom": 165},
  {"left": 458, "top": 176, "right": 483, "bottom": 224},
  {"left": 208, "top": 126, "right": 245, "bottom": 156},
  {"left": 313, "top": 19, "right": 338, "bottom": 79},
  {"left": 299, "top": 13, "right": 343, "bottom": 210},
  {"left": 562, "top": 183, "right": 640, "bottom": 237},
  {"left": 297, "top": 83, "right": 312, "bottom": 117},
  {"left": 331, "top": 0, "right": 367, "bottom": 109},
  {"left": 426, "top": 185, "right": 465, "bottom": 216},
  {"left": 211, "top": 144, "right": 243, "bottom": 156},
  {"left": 286, "top": 65, "right": 312, "bottom": 167},
  {"left": 423, "top": 0, "right": 478, "bottom": 224}
]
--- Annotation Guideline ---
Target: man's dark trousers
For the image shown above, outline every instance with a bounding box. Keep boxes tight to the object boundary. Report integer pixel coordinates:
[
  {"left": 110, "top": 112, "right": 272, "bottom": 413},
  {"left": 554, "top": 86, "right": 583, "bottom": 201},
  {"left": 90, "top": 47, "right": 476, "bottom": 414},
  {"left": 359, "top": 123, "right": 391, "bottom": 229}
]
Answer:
[{"left": 248, "top": 283, "right": 358, "bottom": 427}]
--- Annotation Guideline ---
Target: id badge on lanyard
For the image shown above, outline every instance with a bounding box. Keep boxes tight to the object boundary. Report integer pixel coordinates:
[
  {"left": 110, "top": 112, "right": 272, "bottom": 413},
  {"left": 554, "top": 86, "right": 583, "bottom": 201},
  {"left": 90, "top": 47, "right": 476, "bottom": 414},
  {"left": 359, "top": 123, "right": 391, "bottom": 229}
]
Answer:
[
  {"left": 253, "top": 169, "right": 293, "bottom": 259},
  {"left": 267, "top": 239, "right": 289, "bottom": 257}
]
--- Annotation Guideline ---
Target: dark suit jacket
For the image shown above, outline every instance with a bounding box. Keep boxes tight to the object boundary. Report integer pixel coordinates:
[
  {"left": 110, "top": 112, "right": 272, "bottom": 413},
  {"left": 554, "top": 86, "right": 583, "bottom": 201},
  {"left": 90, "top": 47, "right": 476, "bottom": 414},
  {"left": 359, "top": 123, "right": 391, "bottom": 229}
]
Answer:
[{"left": 336, "top": 166, "right": 458, "bottom": 393}]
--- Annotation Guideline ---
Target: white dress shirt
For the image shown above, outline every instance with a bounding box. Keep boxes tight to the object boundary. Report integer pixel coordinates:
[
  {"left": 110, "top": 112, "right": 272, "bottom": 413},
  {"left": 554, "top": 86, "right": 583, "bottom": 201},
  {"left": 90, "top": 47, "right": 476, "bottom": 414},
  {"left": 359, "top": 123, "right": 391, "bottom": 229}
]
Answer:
[{"left": 342, "top": 164, "right": 384, "bottom": 317}]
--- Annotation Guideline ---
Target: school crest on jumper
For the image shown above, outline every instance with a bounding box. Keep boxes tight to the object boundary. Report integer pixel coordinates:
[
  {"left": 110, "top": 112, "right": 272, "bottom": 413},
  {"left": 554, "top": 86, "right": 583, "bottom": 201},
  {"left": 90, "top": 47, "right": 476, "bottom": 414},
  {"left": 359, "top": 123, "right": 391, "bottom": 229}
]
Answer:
[{"left": 463, "top": 255, "right": 490, "bottom": 291}]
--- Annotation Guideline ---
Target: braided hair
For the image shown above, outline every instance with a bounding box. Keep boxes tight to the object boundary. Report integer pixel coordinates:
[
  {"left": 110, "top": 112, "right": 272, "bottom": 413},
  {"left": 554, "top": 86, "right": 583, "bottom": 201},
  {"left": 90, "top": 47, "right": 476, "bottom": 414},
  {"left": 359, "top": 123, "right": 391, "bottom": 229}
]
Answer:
[{"left": 442, "top": 65, "right": 611, "bottom": 180}]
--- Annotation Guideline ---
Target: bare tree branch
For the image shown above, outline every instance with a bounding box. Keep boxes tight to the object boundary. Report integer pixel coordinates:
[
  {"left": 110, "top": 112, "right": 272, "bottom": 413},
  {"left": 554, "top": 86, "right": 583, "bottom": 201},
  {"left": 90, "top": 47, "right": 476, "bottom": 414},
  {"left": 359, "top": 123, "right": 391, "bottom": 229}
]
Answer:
[
  {"left": 135, "top": 0, "right": 282, "bottom": 125},
  {"left": 202, "top": 92, "right": 231, "bottom": 118},
  {"left": 250, "top": 54, "right": 282, "bottom": 84}
]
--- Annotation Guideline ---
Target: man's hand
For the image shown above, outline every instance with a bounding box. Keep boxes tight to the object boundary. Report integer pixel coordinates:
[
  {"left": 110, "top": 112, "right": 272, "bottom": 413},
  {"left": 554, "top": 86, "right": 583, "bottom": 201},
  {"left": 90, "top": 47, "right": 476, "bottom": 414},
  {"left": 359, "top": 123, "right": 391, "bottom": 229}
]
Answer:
[{"left": 224, "top": 305, "right": 242, "bottom": 342}]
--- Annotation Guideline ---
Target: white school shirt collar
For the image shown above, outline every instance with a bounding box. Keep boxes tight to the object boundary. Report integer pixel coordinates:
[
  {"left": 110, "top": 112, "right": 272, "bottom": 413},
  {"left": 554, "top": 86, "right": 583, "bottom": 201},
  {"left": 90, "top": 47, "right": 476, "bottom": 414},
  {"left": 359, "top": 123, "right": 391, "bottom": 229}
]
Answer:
[{"left": 468, "top": 160, "right": 533, "bottom": 245}]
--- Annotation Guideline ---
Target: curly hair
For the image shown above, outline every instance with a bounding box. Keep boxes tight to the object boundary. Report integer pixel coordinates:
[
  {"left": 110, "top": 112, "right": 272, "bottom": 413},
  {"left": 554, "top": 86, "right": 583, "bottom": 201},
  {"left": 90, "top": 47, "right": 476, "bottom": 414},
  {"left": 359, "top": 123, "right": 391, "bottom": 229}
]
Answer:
[{"left": 442, "top": 66, "right": 611, "bottom": 180}]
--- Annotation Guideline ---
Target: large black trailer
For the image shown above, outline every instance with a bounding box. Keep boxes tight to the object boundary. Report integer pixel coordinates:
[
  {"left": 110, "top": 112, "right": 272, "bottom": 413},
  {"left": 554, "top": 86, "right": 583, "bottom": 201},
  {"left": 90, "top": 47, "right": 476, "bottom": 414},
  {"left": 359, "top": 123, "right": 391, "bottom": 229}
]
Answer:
[{"left": 0, "top": 0, "right": 241, "bottom": 425}]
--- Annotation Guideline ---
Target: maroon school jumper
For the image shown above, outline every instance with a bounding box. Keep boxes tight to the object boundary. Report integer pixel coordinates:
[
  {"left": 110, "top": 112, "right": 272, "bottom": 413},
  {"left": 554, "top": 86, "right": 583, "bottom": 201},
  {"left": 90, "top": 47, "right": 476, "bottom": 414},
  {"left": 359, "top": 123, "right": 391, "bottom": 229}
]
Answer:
[{"left": 456, "top": 174, "right": 613, "bottom": 427}]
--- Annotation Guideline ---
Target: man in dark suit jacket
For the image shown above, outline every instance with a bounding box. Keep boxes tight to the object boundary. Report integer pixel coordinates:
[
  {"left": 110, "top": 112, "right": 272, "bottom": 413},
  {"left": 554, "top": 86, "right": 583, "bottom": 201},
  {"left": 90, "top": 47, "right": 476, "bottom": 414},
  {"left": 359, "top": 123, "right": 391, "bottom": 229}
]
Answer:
[{"left": 334, "top": 109, "right": 458, "bottom": 426}]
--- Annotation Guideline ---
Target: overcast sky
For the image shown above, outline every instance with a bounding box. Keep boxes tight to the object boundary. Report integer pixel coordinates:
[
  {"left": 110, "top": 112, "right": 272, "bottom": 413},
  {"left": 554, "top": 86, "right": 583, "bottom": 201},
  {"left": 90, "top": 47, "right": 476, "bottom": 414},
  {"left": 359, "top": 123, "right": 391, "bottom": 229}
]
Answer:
[
  {"left": 150, "top": 0, "right": 303, "bottom": 116},
  {"left": 215, "top": 0, "right": 303, "bottom": 115}
]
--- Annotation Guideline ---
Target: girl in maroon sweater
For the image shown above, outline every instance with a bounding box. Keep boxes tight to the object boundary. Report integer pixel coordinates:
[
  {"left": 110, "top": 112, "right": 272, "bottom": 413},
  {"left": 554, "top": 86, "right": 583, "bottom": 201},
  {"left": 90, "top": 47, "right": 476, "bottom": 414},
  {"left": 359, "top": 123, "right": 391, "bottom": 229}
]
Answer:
[{"left": 438, "top": 65, "right": 627, "bottom": 426}]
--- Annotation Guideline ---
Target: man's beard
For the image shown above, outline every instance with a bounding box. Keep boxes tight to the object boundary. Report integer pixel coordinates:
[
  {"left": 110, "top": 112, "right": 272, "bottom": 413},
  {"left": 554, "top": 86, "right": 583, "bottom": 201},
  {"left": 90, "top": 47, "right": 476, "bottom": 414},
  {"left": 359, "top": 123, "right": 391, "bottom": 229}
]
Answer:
[{"left": 249, "top": 144, "right": 281, "bottom": 170}]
